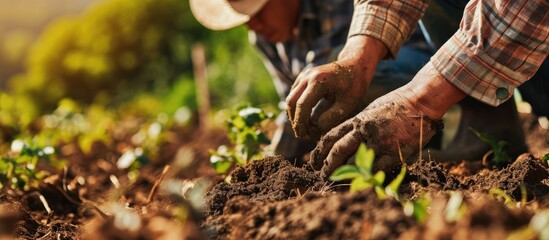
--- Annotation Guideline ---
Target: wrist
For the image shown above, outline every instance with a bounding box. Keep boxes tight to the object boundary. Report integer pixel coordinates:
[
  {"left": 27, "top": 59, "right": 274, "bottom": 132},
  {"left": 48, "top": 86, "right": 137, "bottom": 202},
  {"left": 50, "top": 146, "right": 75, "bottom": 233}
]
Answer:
[
  {"left": 401, "top": 62, "right": 466, "bottom": 120},
  {"left": 336, "top": 35, "right": 388, "bottom": 88},
  {"left": 338, "top": 35, "right": 388, "bottom": 67}
]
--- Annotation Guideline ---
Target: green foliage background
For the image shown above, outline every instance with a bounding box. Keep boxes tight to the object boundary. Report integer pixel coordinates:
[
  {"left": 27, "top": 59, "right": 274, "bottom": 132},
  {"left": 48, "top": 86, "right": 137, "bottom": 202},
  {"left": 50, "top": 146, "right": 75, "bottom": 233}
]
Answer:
[{"left": 1, "top": 0, "right": 277, "bottom": 122}]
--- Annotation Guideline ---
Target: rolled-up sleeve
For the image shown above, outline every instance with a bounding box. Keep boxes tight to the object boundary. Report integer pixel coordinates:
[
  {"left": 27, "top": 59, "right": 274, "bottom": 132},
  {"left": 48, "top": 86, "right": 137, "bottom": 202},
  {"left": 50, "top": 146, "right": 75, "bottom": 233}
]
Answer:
[
  {"left": 430, "top": 0, "right": 549, "bottom": 106},
  {"left": 348, "top": 0, "right": 429, "bottom": 59}
]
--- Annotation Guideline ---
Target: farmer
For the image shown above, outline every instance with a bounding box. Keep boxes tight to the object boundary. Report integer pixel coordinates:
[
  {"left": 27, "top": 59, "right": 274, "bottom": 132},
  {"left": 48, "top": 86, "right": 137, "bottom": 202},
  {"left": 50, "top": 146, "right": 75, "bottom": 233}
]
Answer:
[
  {"left": 191, "top": 0, "right": 547, "bottom": 174},
  {"left": 190, "top": 0, "right": 432, "bottom": 162}
]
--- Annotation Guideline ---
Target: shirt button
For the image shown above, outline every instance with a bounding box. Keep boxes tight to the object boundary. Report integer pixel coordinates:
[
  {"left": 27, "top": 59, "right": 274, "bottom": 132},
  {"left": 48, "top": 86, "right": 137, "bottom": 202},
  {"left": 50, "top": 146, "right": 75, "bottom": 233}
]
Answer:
[{"left": 496, "top": 87, "right": 509, "bottom": 100}]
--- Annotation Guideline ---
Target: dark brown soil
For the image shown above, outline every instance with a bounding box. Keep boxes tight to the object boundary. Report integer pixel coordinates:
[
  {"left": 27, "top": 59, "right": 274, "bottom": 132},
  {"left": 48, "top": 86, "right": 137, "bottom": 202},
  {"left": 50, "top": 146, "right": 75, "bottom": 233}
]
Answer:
[
  {"left": 203, "top": 147, "right": 549, "bottom": 239},
  {"left": 1, "top": 113, "right": 548, "bottom": 239}
]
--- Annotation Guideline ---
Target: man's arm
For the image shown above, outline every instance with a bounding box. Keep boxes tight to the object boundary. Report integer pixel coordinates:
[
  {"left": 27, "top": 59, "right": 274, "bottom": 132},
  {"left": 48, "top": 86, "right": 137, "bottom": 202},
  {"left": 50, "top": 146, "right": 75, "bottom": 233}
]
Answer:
[
  {"left": 349, "top": 0, "right": 430, "bottom": 59},
  {"left": 311, "top": 0, "right": 549, "bottom": 177},
  {"left": 286, "top": 0, "right": 430, "bottom": 140},
  {"left": 431, "top": 0, "right": 549, "bottom": 107}
]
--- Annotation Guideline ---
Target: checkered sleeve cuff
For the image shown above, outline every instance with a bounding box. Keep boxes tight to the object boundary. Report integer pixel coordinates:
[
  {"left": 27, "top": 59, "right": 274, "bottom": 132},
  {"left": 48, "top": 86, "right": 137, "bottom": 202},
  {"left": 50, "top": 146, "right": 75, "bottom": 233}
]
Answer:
[
  {"left": 348, "top": 0, "right": 428, "bottom": 59},
  {"left": 430, "top": 31, "right": 520, "bottom": 107}
]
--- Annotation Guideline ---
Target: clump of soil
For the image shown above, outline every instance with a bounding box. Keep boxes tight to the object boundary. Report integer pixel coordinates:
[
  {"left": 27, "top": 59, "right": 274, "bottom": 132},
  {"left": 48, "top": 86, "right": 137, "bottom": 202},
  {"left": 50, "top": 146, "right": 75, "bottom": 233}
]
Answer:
[{"left": 205, "top": 156, "right": 324, "bottom": 218}]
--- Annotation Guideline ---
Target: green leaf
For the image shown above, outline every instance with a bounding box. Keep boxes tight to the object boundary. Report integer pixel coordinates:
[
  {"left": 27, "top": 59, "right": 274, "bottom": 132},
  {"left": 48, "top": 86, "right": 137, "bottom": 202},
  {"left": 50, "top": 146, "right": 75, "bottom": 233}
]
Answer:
[
  {"left": 469, "top": 127, "right": 497, "bottom": 146},
  {"left": 238, "top": 107, "right": 263, "bottom": 126},
  {"left": 489, "top": 188, "right": 515, "bottom": 207},
  {"left": 541, "top": 153, "right": 549, "bottom": 161},
  {"left": 257, "top": 132, "right": 271, "bottom": 145},
  {"left": 385, "top": 166, "right": 407, "bottom": 200},
  {"left": 371, "top": 171, "right": 386, "bottom": 186},
  {"left": 329, "top": 165, "right": 361, "bottom": 181},
  {"left": 404, "top": 197, "right": 430, "bottom": 224},
  {"left": 374, "top": 186, "right": 387, "bottom": 199},
  {"left": 355, "top": 143, "right": 374, "bottom": 174},
  {"left": 350, "top": 177, "right": 373, "bottom": 192},
  {"left": 210, "top": 155, "right": 234, "bottom": 174},
  {"left": 470, "top": 127, "right": 511, "bottom": 167},
  {"left": 231, "top": 117, "right": 247, "bottom": 129}
]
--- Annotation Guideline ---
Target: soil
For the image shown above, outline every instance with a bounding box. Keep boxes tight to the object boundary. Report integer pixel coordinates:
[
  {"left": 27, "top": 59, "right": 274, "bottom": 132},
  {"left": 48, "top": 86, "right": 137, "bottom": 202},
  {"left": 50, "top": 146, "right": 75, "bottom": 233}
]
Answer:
[
  {"left": 202, "top": 154, "right": 548, "bottom": 240},
  {"left": 0, "top": 113, "right": 548, "bottom": 239},
  {"left": 0, "top": 125, "right": 229, "bottom": 239}
]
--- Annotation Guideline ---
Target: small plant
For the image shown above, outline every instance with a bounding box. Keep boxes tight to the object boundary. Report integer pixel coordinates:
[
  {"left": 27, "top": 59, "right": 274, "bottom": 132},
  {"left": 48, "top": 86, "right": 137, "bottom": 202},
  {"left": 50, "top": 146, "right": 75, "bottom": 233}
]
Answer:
[
  {"left": 329, "top": 143, "right": 407, "bottom": 199},
  {"left": 488, "top": 188, "right": 515, "bottom": 207},
  {"left": 330, "top": 143, "right": 435, "bottom": 223},
  {"left": 40, "top": 99, "right": 113, "bottom": 154},
  {"left": 210, "top": 105, "right": 275, "bottom": 174},
  {"left": 0, "top": 140, "right": 56, "bottom": 190},
  {"left": 542, "top": 153, "right": 549, "bottom": 162},
  {"left": 469, "top": 127, "right": 511, "bottom": 168},
  {"left": 403, "top": 195, "right": 430, "bottom": 224}
]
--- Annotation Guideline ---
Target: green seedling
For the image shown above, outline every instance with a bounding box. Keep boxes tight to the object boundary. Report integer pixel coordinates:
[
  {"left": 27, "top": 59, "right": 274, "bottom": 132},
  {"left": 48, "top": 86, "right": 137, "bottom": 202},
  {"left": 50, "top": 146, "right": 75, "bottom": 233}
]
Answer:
[
  {"left": 39, "top": 99, "right": 113, "bottom": 155},
  {"left": 403, "top": 196, "right": 430, "bottom": 224},
  {"left": 542, "top": 153, "right": 549, "bottom": 162},
  {"left": 330, "top": 143, "right": 407, "bottom": 200},
  {"left": 469, "top": 127, "right": 511, "bottom": 168},
  {"left": 520, "top": 183, "right": 528, "bottom": 207},
  {"left": 210, "top": 105, "right": 275, "bottom": 174},
  {"left": 0, "top": 140, "right": 55, "bottom": 190},
  {"left": 488, "top": 188, "right": 515, "bottom": 208}
]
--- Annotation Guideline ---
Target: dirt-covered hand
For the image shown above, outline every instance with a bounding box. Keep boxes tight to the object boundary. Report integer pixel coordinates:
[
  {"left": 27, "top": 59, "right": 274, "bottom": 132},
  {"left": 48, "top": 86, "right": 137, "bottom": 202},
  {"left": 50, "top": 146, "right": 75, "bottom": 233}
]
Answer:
[
  {"left": 310, "top": 62, "right": 467, "bottom": 178},
  {"left": 310, "top": 91, "right": 442, "bottom": 179},
  {"left": 285, "top": 36, "right": 387, "bottom": 141},
  {"left": 286, "top": 60, "right": 370, "bottom": 140}
]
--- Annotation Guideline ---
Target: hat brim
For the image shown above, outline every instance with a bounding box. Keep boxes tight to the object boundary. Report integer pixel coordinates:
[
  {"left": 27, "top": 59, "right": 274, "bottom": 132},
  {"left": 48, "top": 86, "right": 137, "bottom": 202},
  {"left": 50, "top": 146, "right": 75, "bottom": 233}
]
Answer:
[{"left": 190, "top": 0, "right": 267, "bottom": 30}]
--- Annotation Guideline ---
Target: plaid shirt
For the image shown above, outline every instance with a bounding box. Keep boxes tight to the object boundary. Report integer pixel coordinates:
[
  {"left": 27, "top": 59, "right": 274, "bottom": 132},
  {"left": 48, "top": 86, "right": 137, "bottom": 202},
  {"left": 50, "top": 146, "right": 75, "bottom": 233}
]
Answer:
[
  {"left": 253, "top": 0, "right": 354, "bottom": 97},
  {"left": 350, "top": 0, "right": 549, "bottom": 106}
]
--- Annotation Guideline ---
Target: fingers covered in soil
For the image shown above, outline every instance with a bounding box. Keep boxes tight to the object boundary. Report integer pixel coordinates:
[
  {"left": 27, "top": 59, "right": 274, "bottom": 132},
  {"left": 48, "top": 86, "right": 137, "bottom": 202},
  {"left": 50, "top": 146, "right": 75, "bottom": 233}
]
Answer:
[{"left": 311, "top": 95, "right": 442, "bottom": 178}]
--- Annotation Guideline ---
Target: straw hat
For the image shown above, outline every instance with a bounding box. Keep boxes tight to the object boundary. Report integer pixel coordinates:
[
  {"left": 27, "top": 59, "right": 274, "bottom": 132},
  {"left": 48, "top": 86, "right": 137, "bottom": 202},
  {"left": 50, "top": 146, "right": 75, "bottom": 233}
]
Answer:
[{"left": 189, "top": 0, "right": 269, "bottom": 30}]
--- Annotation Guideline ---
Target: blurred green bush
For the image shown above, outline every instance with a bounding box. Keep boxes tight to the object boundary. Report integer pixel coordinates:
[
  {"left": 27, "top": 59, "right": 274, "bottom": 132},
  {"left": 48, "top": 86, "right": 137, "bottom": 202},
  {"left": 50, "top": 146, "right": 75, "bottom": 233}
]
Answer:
[{"left": 6, "top": 0, "right": 277, "bottom": 118}]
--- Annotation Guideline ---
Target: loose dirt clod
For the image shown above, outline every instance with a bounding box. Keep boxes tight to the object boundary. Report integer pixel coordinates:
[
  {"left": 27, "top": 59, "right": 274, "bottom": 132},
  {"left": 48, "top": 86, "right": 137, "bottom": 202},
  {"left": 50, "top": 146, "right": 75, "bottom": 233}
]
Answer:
[{"left": 204, "top": 156, "right": 324, "bottom": 218}]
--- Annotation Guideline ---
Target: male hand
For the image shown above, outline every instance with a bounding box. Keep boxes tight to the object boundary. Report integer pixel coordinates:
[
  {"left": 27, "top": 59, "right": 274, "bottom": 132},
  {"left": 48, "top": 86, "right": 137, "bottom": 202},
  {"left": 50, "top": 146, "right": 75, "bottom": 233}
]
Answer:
[
  {"left": 286, "top": 36, "right": 388, "bottom": 140},
  {"left": 310, "top": 62, "right": 466, "bottom": 178}
]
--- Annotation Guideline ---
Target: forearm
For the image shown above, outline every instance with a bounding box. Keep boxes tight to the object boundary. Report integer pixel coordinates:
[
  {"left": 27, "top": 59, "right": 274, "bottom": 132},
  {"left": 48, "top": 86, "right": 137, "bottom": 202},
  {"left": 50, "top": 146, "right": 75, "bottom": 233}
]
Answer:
[
  {"left": 349, "top": 0, "right": 430, "bottom": 59},
  {"left": 337, "top": 35, "right": 387, "bottom": 76},
  {"left": 430, "top": 0, "right": 549, "bottom": 107}
]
